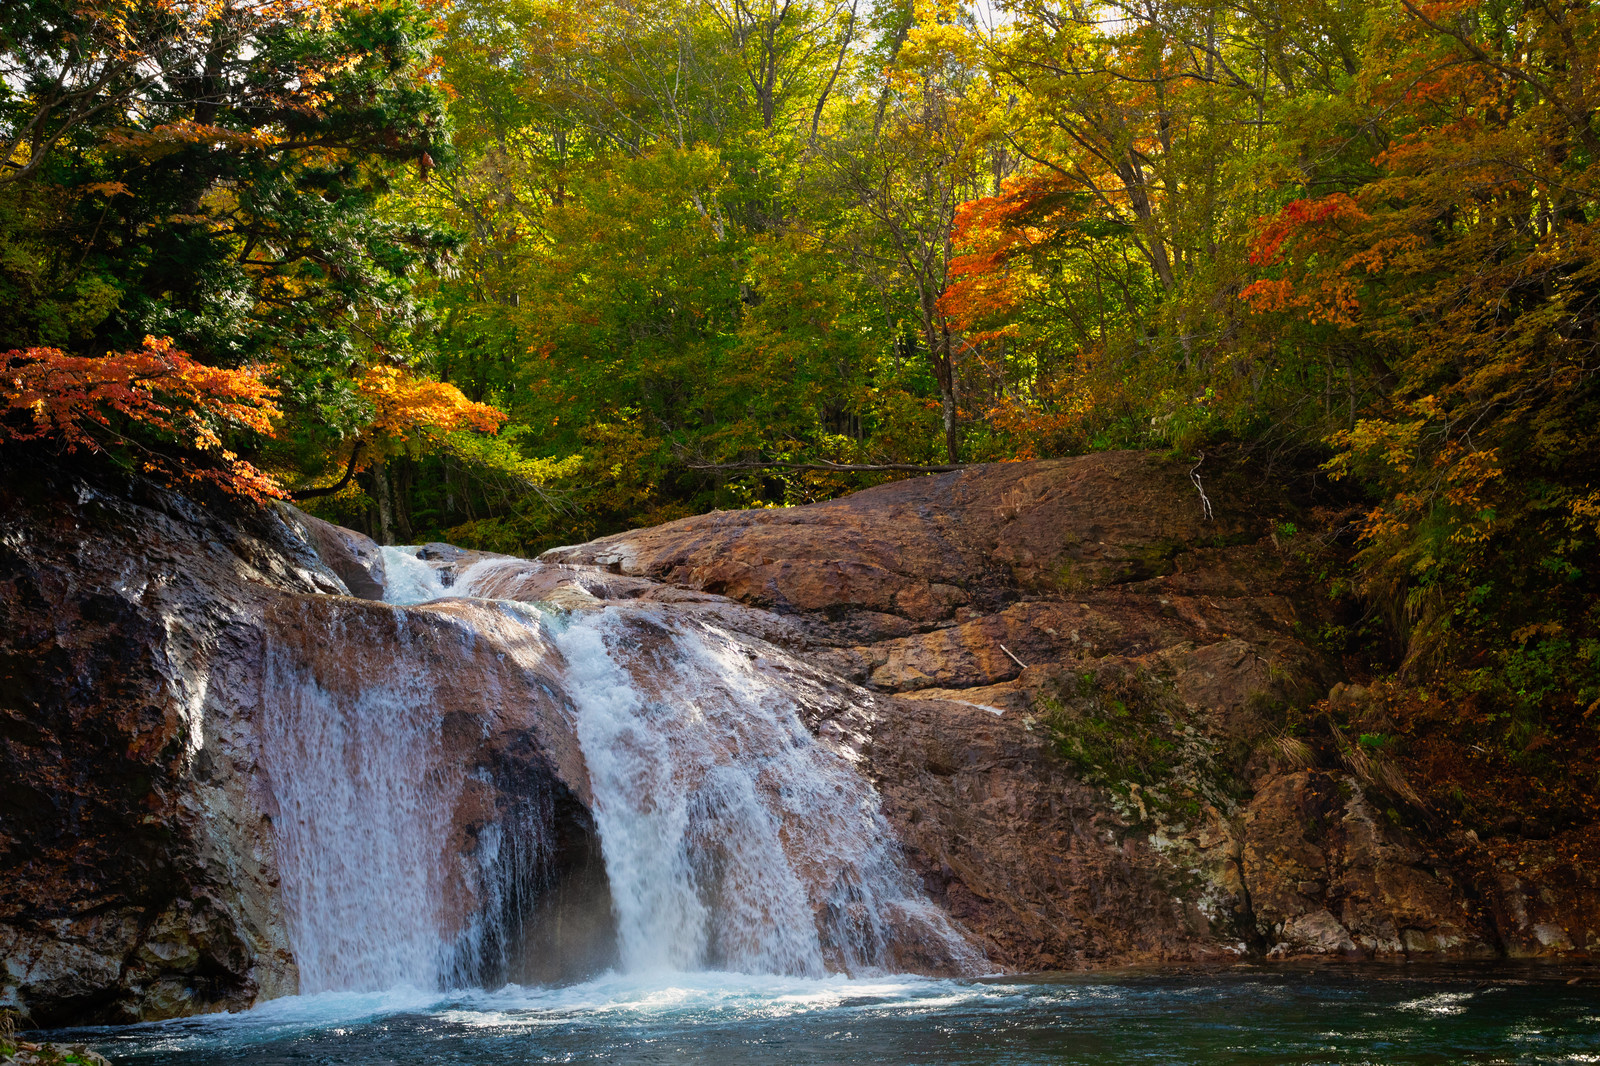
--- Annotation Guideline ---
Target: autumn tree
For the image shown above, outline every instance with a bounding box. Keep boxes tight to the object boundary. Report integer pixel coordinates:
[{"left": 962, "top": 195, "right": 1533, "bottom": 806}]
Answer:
[
  {"left": 1244, "top": 0, "right": 1600, "bottom": 709},
  {"left": 1, "top": 336, "right": 283, "bottom": 499},
  {"left": 0, "top": 0, "right": 465, "bottom": 501},
  {"left": 936, "top": 0, "right": 1377, "bottom": 455}
]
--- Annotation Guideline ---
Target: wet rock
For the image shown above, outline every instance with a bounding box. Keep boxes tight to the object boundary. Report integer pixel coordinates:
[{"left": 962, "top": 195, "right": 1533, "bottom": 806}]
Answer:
[
  {"left": 274, "top": 506, "right": 386, "bottom": 600},
  {"left": 7, "top": 447, "right": 1589, "bottom": 1028},
  {"left": 2, "top": 1040, "right": 112, "bottom": 1066},
  {"left": 0, "top": 462, "right": 330, "bottom": 1025},
  {"left": 0, "top": 463, "right": 600, "bottom": 1023}
]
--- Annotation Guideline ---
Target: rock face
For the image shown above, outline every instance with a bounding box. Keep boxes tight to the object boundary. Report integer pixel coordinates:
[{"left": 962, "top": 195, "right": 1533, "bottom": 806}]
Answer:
[
  {"left": 1239, "top": 771, "right": 1484, "bottom": 958},
  {"left": 0, "top": 461, "right": 602, "bottom": 1025},
  {"left": 539, "top": 452, "right": 1594, "bottom": 965},
  {"left": 0, "top": 464, "right": 326, "bottom": 1024},
  {"left": 2, "top": 449, "right": 1592, "bottom": 1027},
  {"left": 539, "top": 452, "right": 1339, "bottom": 967}
]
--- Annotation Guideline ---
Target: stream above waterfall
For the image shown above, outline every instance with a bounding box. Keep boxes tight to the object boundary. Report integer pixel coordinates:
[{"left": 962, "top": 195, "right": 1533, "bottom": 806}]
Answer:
[{"left": 45, "top": 965, "right": 1600, "bottom": 1065}]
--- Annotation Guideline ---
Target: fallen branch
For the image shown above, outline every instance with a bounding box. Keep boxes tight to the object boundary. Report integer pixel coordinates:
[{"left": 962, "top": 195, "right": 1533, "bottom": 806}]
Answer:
[
  {"left": 686, "top": 459, "right": 970, "bottom": 473},
  {"left": 1189, "top": 452, "right": 1214, "bottom": 521},
  {"left": 1000, "top": 643, "right": 1029, "bottom": 670}
]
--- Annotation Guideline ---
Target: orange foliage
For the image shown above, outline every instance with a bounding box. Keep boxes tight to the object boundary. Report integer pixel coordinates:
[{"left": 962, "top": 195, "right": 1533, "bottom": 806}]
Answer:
[
  {"left": 357, "top": 365, "right": 508, "bottom": 444},
  {"left": 1, "top": 336, "right": 286, "bottom": 500},
  {"left": 941, "top": 173, "right": 1081, "bottom": 342},
  {"left": 1240, "top": 195, "right": 1374, "bottom": 326},
  {"left": 1248, "top": 194, "right": 1368, "bottom": 267}
]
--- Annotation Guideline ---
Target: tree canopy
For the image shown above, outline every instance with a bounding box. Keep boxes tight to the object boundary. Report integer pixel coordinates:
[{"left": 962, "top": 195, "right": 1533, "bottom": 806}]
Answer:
[{"left": 4, "top": 0, "right": 1599, "bottom": 820}]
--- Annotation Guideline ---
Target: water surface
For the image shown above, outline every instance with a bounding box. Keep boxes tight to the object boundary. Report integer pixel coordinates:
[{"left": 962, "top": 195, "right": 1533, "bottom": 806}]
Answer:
[{"left": 50, "top": 965, "right": 1600, "bottom": 1065}]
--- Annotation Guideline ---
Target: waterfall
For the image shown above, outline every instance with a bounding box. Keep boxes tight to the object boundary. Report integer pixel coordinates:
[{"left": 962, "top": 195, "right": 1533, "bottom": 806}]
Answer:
[
  {"left": 258, "top": 605, "right": 473, "bottom": 992},
  {"left": 258, "top": 544, "right": 982, "bottom": 994},
  {"left": 546, "top": 608, "right": 981, "bottom": 976}
]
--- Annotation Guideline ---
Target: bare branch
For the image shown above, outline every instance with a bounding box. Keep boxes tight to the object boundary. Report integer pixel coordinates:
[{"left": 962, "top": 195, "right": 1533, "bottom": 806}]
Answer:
[{"left": 687, "top": 459, "right": 969, "bottom": 473}]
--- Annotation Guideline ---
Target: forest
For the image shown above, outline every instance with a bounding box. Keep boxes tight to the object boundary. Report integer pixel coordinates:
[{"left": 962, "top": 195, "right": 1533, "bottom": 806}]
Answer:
[{"left": 2, "top": 0, "right": 1599, "bottom": 803}]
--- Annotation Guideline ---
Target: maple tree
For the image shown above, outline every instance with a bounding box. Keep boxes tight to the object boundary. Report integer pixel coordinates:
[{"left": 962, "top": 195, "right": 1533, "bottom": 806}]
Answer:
[
  {"left": 1243, "top": 0, "right": 1600, "bottom": 709},
  {"left": 293, "top": 364, "right": 510, "bottom": 541},
  {"left": 0, "top": 0, "right": 484, "bottom": 515},
  {"left": 1, "top": 335, "right": 284, "bottom": 499}
]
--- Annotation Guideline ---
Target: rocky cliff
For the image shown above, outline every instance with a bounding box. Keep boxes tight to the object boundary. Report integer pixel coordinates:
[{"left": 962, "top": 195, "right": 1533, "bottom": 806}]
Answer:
[
  {"left": 2, "top": 450, "right": 1593, "bottom": 1027},
  {"left": 538, "top": 451, "right": 1596, "bottom": 966}
]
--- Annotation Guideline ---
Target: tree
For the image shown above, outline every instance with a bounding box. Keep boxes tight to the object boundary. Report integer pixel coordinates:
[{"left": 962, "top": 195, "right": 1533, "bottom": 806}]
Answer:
[
  {"left": 811, "top": 2, "right": 999, "bottom": 462},
  {"left": 1244, "top": 0, "right": 1600, "bottom": 699},
  {"left": 0, "top": 0, "right": 458, "bottom": 477},
  {"left": 1, "top": 335, "right": 283, "bottom": 499}
]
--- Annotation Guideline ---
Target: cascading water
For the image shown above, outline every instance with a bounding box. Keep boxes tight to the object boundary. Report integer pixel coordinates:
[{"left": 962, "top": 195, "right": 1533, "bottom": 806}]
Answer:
[
  {"left": 258, "top": 544, "right": 983, "bottom": 995},
  {"left": 547, "top": 608, "right": 982, "bottom": 976},
  {"left": 258, "top": 605, "right": 473, "bottom": 992}
]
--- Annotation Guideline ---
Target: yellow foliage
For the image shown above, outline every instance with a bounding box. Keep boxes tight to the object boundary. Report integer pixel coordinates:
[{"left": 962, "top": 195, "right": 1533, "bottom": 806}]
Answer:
[{"left": 357, "top": 365, "right": 507, "bottom": 446}]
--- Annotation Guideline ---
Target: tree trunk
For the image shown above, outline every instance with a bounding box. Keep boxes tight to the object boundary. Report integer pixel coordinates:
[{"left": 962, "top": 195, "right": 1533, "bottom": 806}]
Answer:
[
  {"left": 370, "top": 456, "right": 397, "bottom": 545},
  {"left": 393, "top": 459, "right": 416, "bottom": 544},
  {"left": 940, "top": 389, "right": 959, "bottom": 464},
  {"left": 921, "top": 304, "right": 961, "bottom": 463}
]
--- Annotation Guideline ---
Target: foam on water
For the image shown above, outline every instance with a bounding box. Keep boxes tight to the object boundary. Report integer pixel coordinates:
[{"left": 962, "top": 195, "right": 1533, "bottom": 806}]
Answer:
[
  {"left": 62, "top": 972, "right": 986, "bottom": 1057},
  {"left": 378, "top": 546, "right": 455, "bottom": 604},
  {"left": 442, "top": 969, "right": 983, "bottom": 1025}
]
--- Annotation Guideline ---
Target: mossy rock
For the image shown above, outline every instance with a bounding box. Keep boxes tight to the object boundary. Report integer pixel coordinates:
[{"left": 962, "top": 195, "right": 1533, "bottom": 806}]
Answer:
[{"left": 1, "top": 1042, "right": 112, "bottom": 1066}]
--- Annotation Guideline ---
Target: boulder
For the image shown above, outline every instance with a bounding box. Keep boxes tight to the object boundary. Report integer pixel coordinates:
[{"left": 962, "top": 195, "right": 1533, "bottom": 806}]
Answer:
[
  {"left": 0, "top": 462, "right": 601, "bottom": 1024},
  {"left": 1240, "top": 771, "right": 1490, "bottom": 958}
]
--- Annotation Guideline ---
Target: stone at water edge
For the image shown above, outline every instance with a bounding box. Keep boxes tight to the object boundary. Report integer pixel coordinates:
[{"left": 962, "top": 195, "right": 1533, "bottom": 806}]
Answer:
[
  {"left": 1, "top": 1042, "right": 112, "bottom": 1066},
  {"left": 5, "top": 448, "right": 1597, "bottom": 1030}
]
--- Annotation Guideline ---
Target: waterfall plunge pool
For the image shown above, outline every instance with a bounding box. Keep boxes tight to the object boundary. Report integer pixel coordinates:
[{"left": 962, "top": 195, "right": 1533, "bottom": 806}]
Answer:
[{"left": 45, "top": 965, "right": 1600, "bottom": 1065}]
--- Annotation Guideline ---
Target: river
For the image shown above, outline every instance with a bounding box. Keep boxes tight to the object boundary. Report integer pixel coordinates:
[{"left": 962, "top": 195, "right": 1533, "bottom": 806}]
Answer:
[{"left": 50, "top": 965, "right": 1600, "bottom": 1065}]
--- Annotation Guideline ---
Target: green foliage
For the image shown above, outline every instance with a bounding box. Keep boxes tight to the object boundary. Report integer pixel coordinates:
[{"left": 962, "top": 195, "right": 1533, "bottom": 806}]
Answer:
[
  {"left": 7, "top": 0, "right": 1598, "bottom": 767},
  {"left": 1035, "top": 665, "right": 1238, "bottom": 824},
  {"left": 0, "top": 0, "right": 459, "bottom": 488}
]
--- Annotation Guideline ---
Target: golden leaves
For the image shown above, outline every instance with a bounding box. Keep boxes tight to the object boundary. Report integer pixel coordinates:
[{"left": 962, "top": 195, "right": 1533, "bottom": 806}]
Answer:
[{"left": 357, "top": 364, "right": 508, "bottom": 444}]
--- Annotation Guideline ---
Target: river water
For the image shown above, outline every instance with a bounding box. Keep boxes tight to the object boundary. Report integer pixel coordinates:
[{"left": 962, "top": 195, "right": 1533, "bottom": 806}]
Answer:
[{"left": 49, "top": 966, "right": 1600, "bottom": 1064}]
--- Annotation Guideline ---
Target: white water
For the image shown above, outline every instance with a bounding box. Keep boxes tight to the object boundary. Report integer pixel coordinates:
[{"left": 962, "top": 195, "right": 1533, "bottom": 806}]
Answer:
[
  {"left": 377, "top": 546, "right": 457, "bottom": 603},
  {"left": 259, "top": 545, "right": 981, "bottom": 995},
  {"left": 546, "top": 608, "right": 981, "bottom": 977},
  {"left": 81, "top": 971, "right": 989, "bottom": 1055},
  {"left": 258, "top": 607, "right": 471, "bottom": 992}
]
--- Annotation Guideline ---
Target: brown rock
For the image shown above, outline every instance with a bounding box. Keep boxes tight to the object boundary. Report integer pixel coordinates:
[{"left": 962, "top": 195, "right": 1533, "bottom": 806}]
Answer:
[
  {"left": 0, "top": 462, "right": 329, "bottom": 1024},
  {"left": 0, "top": 461, "right": 603, "bottom": 1024},
  {"left": 535, "top": 453, "right": 1336, "bottom": 967},
  {"left": 867, "top": 694, "right": 1242, "bottom": 968},
  {"left": 10, "top": 447, "right": 1582, "bottom": 1029},
  {"left": 542, "top": 452, "right": 1267, "bottom": 645},
  {"left": 274, "top": 506, "right": 386, "bottom": 600},
  {"left": 1241, "top": 771, "right": 1490, "bottom": 958}
]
